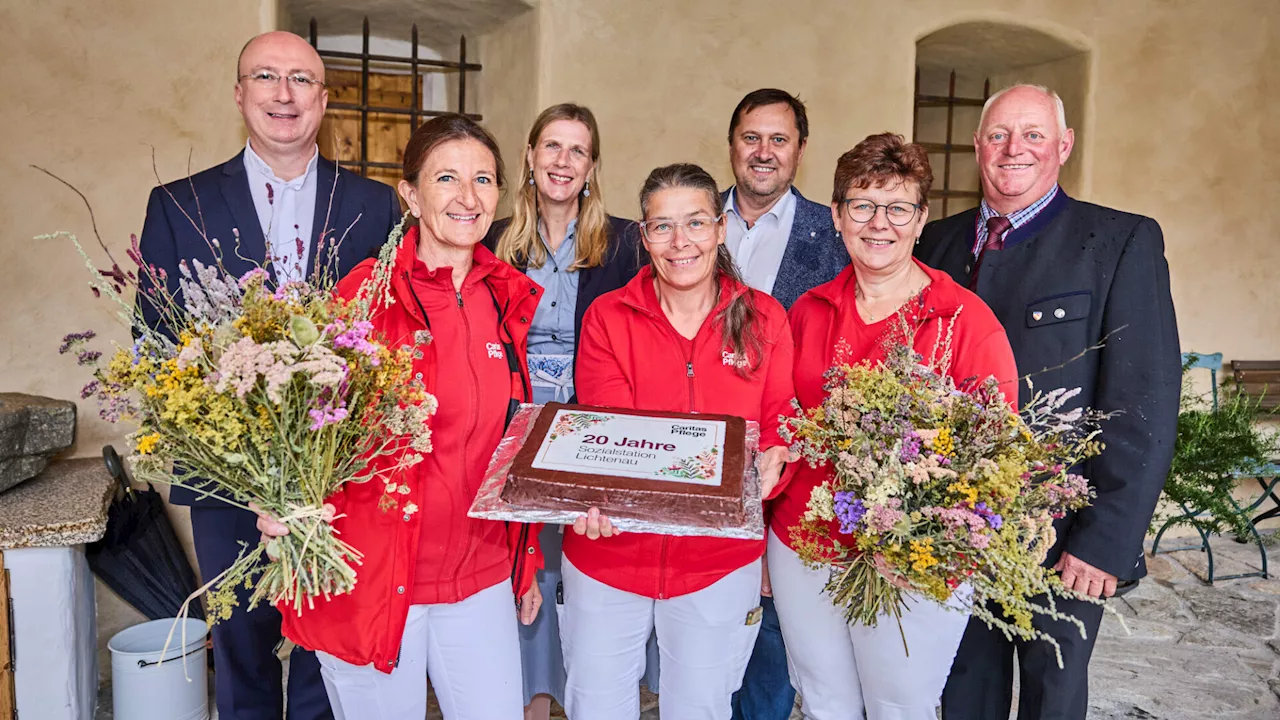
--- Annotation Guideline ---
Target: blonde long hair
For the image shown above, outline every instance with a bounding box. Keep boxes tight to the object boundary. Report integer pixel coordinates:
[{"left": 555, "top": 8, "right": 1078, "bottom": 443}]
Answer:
[{"left": 496, "top": 103, "right": 609, "bottom": 271}]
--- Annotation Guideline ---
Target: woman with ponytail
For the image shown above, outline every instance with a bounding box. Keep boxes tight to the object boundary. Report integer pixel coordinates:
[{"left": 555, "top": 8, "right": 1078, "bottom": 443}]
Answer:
[
  {"left": 561, "top": 163, "right": 797, "bottom": 719},
  {"left": 481, "top": 103, "right": 644, "bottom": 719}
]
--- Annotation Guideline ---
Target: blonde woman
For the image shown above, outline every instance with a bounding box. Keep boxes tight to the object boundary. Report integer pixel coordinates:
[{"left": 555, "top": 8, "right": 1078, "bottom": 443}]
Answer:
[{"left": 482, "top": 102, "right": 644, "bottom": 719}]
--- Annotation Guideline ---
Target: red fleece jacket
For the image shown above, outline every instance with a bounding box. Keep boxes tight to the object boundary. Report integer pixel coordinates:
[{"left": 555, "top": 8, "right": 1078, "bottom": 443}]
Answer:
[
  {"left": 564, "top": 267, "right": 796, "bottom": 599},
  {"left": 770, "top": 260, "right": 1018, "bottom": 551},
  {"left": 279, "top": 226, "right": 544, "bottom": 673}
]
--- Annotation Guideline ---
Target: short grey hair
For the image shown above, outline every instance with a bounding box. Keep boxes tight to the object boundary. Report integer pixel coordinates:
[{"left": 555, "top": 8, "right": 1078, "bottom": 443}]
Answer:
[{"left": 978, "top": 84, "right": 1068, "bottom": 135}]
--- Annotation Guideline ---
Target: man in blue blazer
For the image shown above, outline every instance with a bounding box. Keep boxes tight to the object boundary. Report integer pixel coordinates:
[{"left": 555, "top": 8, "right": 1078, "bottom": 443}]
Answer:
[
  {"left": 137, "top": 31, "right": 400, "bottom": 720},
  {"left": 722, "top": 88, "right": 847, "bottom": 720}
]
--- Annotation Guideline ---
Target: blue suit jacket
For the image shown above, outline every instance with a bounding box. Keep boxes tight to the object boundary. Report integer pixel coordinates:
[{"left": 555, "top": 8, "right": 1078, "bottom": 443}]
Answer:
[
  {"left": 723, "top": 186, "right": 848, "bottom": 309},
  {"left": 137, "top": 150, "right": 402, "bottom": 506}
]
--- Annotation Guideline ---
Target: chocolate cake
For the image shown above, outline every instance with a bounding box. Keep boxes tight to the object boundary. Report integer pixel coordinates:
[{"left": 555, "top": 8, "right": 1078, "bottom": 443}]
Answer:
[{"left": 502, "top": 403, "right": 749, "bottom": 528}]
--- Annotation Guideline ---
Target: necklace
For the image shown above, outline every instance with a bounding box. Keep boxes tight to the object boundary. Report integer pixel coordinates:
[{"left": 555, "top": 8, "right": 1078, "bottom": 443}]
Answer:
[{"left": 856, "top": 281, "right": 927, "bottom": 323}]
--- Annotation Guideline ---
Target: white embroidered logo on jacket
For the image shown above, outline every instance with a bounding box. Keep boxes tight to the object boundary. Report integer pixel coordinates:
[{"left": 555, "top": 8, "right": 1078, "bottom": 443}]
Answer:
[
  {"left": 487, "top": 342, "right": 504, "bottom": 360},
  {"left": 722, "top": 351, "right": 748, "bottom": 369}
]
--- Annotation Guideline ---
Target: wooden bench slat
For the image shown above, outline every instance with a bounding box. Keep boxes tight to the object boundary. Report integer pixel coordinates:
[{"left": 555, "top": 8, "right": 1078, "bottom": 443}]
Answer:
[
  {"left": 1228, "top": 360, "right": 1280, "bottom": 414},
  {"left": 1232, "top": 360, "right": 1280, "bottom": 371},
  {"left": 1234, "top": 372, "right": 1280, "bottom": 384}
]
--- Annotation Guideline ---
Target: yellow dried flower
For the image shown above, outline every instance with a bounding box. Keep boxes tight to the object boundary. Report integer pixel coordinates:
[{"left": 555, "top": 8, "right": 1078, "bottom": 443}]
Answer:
[{"left": 135, "top": 432, "right": 161, "bottom": 455}]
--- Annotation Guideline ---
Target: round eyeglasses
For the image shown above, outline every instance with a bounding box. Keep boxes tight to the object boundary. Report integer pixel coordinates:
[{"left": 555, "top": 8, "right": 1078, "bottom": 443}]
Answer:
[
  {"left": 639, "top": 215, "right": 722, "bottom": 244},
  {"left": 841, "top": 198, "right": 920, "bottom": 226}
]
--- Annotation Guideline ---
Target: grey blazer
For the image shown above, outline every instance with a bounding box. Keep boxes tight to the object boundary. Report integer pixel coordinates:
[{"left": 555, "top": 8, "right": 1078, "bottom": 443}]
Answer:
[{"left": 723, "top": 186, "right": 848, "bottom": 310}]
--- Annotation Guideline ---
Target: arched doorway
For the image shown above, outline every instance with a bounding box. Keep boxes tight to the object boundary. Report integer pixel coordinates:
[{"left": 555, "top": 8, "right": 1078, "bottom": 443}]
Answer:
[{"left": 914, "top": 22, "right": 1089, "bottom": 217}]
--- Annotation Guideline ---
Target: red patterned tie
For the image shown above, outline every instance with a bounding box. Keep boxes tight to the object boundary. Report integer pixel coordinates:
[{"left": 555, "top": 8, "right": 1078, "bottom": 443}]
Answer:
[{"left": 970, "top": 215, "right": 1012, "bottom": 288}]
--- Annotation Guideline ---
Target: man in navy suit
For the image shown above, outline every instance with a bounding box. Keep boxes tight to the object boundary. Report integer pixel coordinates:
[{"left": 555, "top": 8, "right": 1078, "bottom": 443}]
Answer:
[
  {"left": 915, "top": 85, "right": 1180, "bottom": 720},
  {"left": 137, "top": 31, "right": 401, "bottom": 720},
  {"left": 723, "top": 88, "right": 847, "bottom": 720}
]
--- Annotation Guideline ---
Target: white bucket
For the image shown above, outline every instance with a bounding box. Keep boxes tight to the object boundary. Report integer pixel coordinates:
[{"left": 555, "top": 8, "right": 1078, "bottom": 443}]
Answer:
[{"left": 108, "top": 618, "right": 209, "bottom": 720}]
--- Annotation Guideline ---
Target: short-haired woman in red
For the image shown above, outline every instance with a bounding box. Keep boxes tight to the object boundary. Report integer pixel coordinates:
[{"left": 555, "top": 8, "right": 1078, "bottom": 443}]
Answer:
[{"left": 770, "top": 133, "right": 1018, "bottom": 719}]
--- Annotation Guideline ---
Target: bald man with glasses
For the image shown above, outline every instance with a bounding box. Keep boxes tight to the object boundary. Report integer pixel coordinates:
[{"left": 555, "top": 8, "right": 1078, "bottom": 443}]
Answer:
[{"left": 136, "top": 31, "right": 401, "bottom": 719}]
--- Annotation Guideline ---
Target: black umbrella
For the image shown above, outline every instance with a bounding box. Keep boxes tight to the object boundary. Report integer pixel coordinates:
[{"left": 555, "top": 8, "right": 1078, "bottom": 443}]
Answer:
[{"left": 87, "top": 446, "right": 204, "bottom": 620}]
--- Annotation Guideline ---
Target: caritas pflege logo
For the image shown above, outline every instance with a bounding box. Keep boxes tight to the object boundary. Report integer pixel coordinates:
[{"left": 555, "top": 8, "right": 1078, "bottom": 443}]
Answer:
[{"left": 486, "top": 342, "right": 504, "bottom": 360}]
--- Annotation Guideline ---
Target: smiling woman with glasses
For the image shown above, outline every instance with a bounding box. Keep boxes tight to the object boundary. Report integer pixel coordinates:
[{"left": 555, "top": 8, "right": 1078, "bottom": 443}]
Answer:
[
  {"left": 767, "top": 133, "right": 1018, "bottom": 718},
  {"left": 558, "top": 163, "right": 797, "bottom": 718}
]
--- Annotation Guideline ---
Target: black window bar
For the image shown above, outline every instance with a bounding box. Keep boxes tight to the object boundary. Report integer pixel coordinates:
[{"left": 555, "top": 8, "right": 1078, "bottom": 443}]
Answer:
[
  {"left": 912, "top": 69, "right": 989, "bottom": 218},
  {"left": 309, "top": 17, "right": 483, "bottom": 177}
]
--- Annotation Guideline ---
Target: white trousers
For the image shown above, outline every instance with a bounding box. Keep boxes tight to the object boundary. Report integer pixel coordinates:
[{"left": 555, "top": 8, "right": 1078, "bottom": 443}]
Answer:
[
  {"left": 316, "top": 580, "right": 523, "bottom": 720},
  {"left": 769, "top": 530, "right": 971, "bottom": 720},
  {"left": 561, "top": 556, "right": 763, "bottom": 720}
]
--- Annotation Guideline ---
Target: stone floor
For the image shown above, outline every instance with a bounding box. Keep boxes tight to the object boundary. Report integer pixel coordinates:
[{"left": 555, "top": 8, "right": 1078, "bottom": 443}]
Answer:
[
  {"left": 1086, "top": 537, "right": 1280, "bottom": 719},
  {"left": 95, "top": 536, "right": 1280, "bottom": 719}
]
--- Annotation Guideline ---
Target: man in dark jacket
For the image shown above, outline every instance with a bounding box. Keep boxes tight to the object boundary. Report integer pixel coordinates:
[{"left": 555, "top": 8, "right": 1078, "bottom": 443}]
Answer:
[
  {"left": 137, "top": 31, "right": 400, "bottom": 720},
  {"left": 915, "top": 84, "right": 1181, "bottom": 720}
]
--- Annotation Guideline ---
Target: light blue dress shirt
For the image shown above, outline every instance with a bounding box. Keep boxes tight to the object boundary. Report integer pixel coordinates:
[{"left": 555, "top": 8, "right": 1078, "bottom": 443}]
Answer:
[
  {"left": 243, "top": 141, "right": 319, "bottom": 283},
  {"left": 725, "top": 187, "right": 797, "bottom": 296},
  {"left": 525, "top": 219, "right": 580, "bottom": 403}
]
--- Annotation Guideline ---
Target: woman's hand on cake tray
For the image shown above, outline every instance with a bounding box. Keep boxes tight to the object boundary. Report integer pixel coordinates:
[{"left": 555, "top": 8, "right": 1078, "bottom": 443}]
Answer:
[
  {"left": 517, "top": 581, "right": 542, "bottom": 625},
  {"left": 572, "top": 507, "right": 620, "bottom": 539},
  {"left": 757, "top": 445, "right": 798, "bottom": 498}
]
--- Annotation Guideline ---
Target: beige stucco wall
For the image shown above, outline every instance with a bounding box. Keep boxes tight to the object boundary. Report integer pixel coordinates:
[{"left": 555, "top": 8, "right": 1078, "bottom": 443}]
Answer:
[
  {"left": 491, "top": 0, "right": 1280, "bottom": 361},
  {"left": 1, "top": 0, "right": 274, "bottom": 456},
  {"left": 0, "top": 0, "right": 275, "bottom": 678},
  {"left": 478, "top": 4, "right": 541, "bottom": 216}
]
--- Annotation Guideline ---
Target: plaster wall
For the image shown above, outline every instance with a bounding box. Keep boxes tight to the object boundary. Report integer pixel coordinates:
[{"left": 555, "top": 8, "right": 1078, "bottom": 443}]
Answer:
[
  {"left": 488, "top": 0, "right": 1280, "bottom": 359},
  {"left": 0, "top": 0, "right": 276, "bottom": 682}
]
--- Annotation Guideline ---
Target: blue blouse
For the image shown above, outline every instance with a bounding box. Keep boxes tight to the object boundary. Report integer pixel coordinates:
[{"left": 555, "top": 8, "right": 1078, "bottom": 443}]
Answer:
[{"left": 525, "top": 219, "right": 580, "bottom": 403}]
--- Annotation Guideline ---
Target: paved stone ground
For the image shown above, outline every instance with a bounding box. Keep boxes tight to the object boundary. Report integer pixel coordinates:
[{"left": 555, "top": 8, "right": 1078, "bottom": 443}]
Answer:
[
  {"left": 1087, "top": 537, "right": 1280, "bottom": 719},
  {"left": 96, "top": 536, "right": 1280, "bottom": 719}
]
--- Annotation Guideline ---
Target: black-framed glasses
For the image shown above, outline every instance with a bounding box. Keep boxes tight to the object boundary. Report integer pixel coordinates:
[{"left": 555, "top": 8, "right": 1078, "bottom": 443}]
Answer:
[
  {"left": 238, "top": 70, "right": 325, "bottom": 93},
  {"left": 842, "top": 198, "right": 920, "bottom": 226},
  {"left": 639, "top": 215, "right": 722, "bottom": 244}
]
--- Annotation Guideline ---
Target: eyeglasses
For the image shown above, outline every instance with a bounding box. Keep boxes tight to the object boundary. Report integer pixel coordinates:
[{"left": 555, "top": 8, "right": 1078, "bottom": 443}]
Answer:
[
  {"left": 639, "top": 215, "right": 722, "bottom": 244},
  {"left": 842, "top": 198, "right": 920, "bottom": 226},
  {"left": 238, "top": 70, "right": 325, "bottom": 93}
]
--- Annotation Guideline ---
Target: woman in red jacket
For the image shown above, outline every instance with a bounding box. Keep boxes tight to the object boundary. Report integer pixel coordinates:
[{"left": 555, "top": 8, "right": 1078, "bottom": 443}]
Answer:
[
  {"left": 259, "top": 115, "right": 543, "bottom": 719},
  {"left": 769, "top": 133, "right": 1018, "bottom": 719},
  {"left": 562, "top": 163, "right": 795, "bottom": 719}
]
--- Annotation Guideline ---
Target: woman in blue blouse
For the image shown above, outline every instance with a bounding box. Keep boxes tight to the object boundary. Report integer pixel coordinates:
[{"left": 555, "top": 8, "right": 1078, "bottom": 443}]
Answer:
[{"left": 484, "top": 102, "right": 643, "bottom": 720}]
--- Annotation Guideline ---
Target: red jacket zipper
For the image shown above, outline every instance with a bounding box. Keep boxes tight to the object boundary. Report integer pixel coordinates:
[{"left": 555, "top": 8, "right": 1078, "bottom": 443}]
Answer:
[
  {"left": 658, "top": 329, "right": 701, "bottom": 600},
  {"left": 454, "top": 287, "right": 483, "bottom": 586}
]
